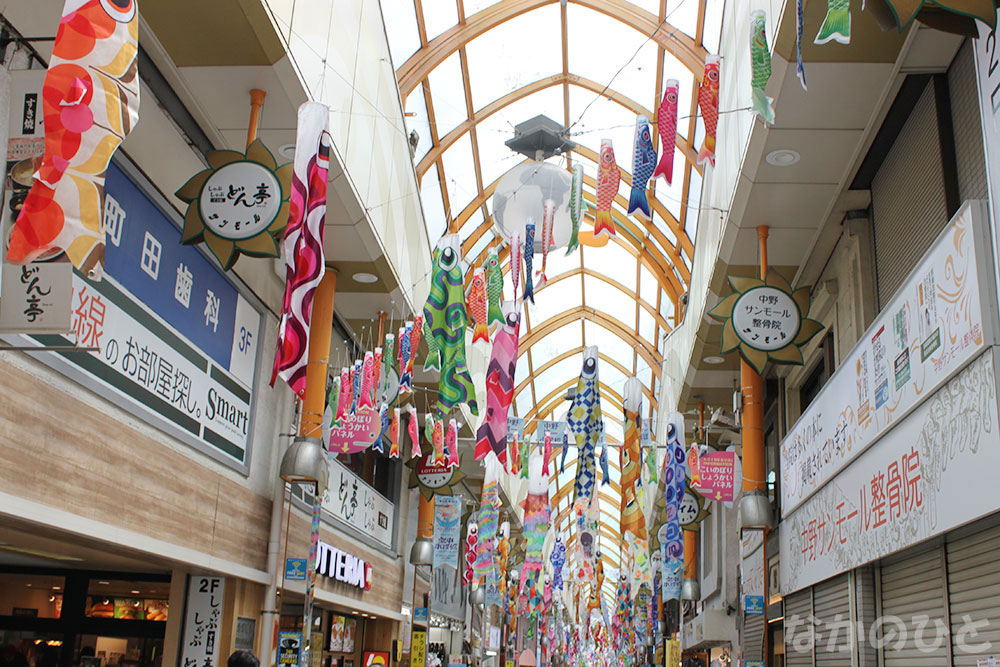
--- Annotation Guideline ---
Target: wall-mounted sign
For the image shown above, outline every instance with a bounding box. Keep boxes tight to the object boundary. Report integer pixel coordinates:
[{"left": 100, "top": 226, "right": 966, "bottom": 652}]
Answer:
[
  {"left": 413, "top": 607, "right": 428, "bottom": 624},
  {"left": 691, "top": 450, "right": 741, "bottom": 502},
  {"left": 4, "top": 161, "right": 264, "bottom": 470},
  {"left": 709, "top": 270, "right": 821, "bottom": 374},
  {"left": 0, "top": 260, "right": 72, "bottom": 334},
  {"left": 285, "top": 558, "right": 307, "bottom": 581},
  {"left": 779, "top": 202, "right": 993, "bottom": 516},
  {"left": 781, "top": 350, "right": 1000, "bottom": 594},
  {"left": 678, "top": 484, "right": 709, "bottom": 529},
  {"left": 175, "top": 140, "right": 292, "bottom": 270},
  {"left": 316, "top": 541, "right": 372, "bottom": 590},
  {"left": 320, "top": 457, "right": 394, "bottom": 549},
  {"left": 364, "top": 652, "right": 389, "bottom": 667},
  {"left": 235, "top": 616, "right": 257, "bottom": 651},
  {"left": 408, "top": 450, "right": 466, "bottom": 500},
  {"left": 278, "top": 632, "right": 301, "bottom": 666},
  {"left": 411, "top": 630, "right": 427, "bottom": 667},
  {"left": 179, "top": 576, "right": 225, "bottom": 667}
]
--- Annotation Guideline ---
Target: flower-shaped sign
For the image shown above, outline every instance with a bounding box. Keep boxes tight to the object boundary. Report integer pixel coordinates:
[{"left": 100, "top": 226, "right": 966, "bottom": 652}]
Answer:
[
  {"left": 407, "top": 450, "right": 466, "bottom": 500},
  {"left": 709, "top": 270, "right": 822, "bottom": 374},
  {"left": 175, "top": 139, "right": 292, "bottom": 270}
]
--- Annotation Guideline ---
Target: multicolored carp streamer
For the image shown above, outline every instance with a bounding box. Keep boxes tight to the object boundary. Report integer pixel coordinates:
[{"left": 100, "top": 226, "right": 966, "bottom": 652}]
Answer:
[
  {"left": 520, "top": 451, "right": 550, "bottom": 616},
  {"left": 432, "top": 416, "right": 445, "bottom": 466},
  {"left": 550, "top": 536, "right": 566, "bottom": 590},
  {"left": 350, "top": 359, "right": 362, "bottom": 414},
  {"left": 510, "top": 233, "right": 522, "bottom": 306},
  {"left": 407, "top": 406, "right": 421, "bottom": 459},
  {"left": 595, "top": 140, "right": 619, "bottom": 237},
  {"left": 796, "top": 0, "right": 807, "bottom": 90},
  {"left": 662, "top": 412, "right": 686, "bottom": 600},
  {"left": 337, "top": 368, "right": 350, "bottom": 421},
  {"left": 323, "top": 374, "right": 341, "bottom": 440},
  {"left": 463, "top": 520, "right": 478, "bottom": 586},
  {"left": 567, "top": 164, "right": 584, "bottom": 254},
  {"left": 628, "top": 116, "right": 656, "bottom": 217},
  {"left": 561, "top": 431, "right": 570, "bottom": 473},
  {"left": 519, "top": 435, "right": 530, "bottom": 479},
  {"left": 271, "top": 103, "right": 330, "bottom": 396},
  {"left": 6, "top": 0, "right": 140, "bottom": 277},
  {"left": 398, "top": 322, "right": 413, "bottom": 393},
  {"left": 421, "top": 318, "right": 441, "bottom": 372},
  {"left": 422, "top": 235, "right": 479, "bottom": 415},
  {"left": 568, "top": 347, "right": 602, "bottom": 506},
  {"left": 536, "top": 199, "right": 555, "bottom": 288},
  {"left": 474, "top": 456, "right": 501, "bottom": 582},
  {"left": 750, "top": 10, "right": 775, "bottom": 125},
  {"left": 407, "top": 315, "right": 422, "bottom": 383},
  {"left": 359, "top": 351, "right": 375, "bottom": 409},
  {"left": 474, "top": 308, "right": 521, "bottom": 462},
  {"left": 523, "top": 221, "right": 536, "bottom": 304},
  {"left": 542, "top": 431, "right": 553, "bottom": 474},
  {"left": 697, "top": 56, "right": 720, "bottom": 167},
  {"left": 653, "top": 80, "right": 678, "bottom": 184},
  {"left": 815, "top": 0, "right": 850, "bottom": 45},
  {"left": 621, "top": 378, "right": 647, "bottom": 540},
  {"left": 467, "top": 268, "right": 490, "bottom": 344},
  {"left": 485, "top": 248, "right": 505, "bottom": 330},
  {"left": 600, "top": 441, "right": 609, "bottom": 486},
  {"left": 497, "top": 521, "right": 510, "bottom": 600},
  {"left": 389, "top": 408, "right": 400, "bottom": 458},
  {"left": 446, "top": 418, "right": 460, "bottom": 468}
]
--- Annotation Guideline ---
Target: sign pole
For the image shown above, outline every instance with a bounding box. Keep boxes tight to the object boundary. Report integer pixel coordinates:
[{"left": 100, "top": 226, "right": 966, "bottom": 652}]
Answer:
[{"left": 247, "top": 89, "right": 266, "bottom": 149}]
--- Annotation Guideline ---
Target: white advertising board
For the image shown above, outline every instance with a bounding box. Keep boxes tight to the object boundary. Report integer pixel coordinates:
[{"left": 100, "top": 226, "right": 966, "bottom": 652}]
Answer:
[
  {"left": 321, "top": 457, "right": 394, "bottom": 549},
  {"left": 780, "top": 202, "right": 995, "bottom": 515},
  {"left": 180, "top": 575, "right": 226, "bottom": 667},
  {"left": 781, "top": 349, "right": 1000, "bottom": 593}
]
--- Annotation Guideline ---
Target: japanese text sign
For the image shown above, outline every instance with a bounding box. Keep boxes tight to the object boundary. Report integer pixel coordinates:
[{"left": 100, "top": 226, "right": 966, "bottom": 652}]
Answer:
[
  {"left": 780, "top": 202, "right": 993, "bottom": 515},
  {"left": 691, "top": 450, "right": 739, "bottom": 502},
  {"left": 320, "top": 457, "right": 394, "bottom": 548},
  {"left": 179, "top": 575, "right": 225, "bottom": 667},
  {"left": 433, "top": 495, "right": 462, "bottom": 570}
]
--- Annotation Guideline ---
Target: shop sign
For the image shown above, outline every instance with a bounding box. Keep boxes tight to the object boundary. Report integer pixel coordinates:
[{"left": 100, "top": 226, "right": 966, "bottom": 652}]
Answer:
[
  {"left": 407, "top": 450, "right": 467, "bottom": 500},
  {"left": 741, "top": 533, "right": 765, "bottom": 617},
  {"left": 744, "top": 662, "right": 764, "bottom": 667},
  {"left": 364, "top": 652, "right": 389, "bottom": 667},
  {"left": 5, "top": 162, "right": 264, "bottom": 469},
  {"left": 322, "top": 457, "right": 394, "bottom": 549},
  {"left": 0, "top": 260, "right": 72, "bottom": 334},
  {"left": 678, "top": 484, "right": 709, "bottom": 529},
  {"left": 316, "top": 540, "right": 372, "bottom": 590},
  {"left": 665, "top": 640, "right": 681, "bottom": 667},
  {"left": 278, "top": 632, "right": 302, "bottom": 666},
  {"left": 691, "top": 450, "right": 740, "bottom": 502},
  {"left": 411, "top": 630, "right": 427, "bottom": 667},
  {"left": 180, "top": 575, "right": 225, "bottom": 667},
  {"left": 413, "top": 607, "right": 428, "bottom": 624},
  {"left": 780, "top": 202, "right": 993, "bottom": 516},
  {"left": 433, "top": 495, "right": 462, "bottom": 570},
  {"left": 975, "top": 13, "right": 1000, "bottom": 238},
  {"left": 285, "top": 558, "right": 307, "bottom": 581},
  {"left": 709, "top": 271, "right": 821, "bottom": 374},
  {"left": 781, "top": 350, "right": 1000, "bottom": 593},
  {"left": 235, "top": 616, "right": 257, "bottom": 651}
]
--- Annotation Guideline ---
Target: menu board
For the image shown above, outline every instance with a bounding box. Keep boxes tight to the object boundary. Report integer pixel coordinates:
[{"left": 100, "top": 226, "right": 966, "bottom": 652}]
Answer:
[{"left": 329, "top": 616, "right": 345, "bottom": 652}]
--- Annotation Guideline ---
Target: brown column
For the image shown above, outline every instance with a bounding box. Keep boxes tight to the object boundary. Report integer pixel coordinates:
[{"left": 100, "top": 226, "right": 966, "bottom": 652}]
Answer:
[{"left": 683, "top": 531, "right": 697, "bottom": 581}]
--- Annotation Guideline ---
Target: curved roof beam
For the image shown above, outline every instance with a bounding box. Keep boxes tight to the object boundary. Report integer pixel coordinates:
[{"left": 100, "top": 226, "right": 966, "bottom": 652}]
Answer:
[
  {"left": 517, "top": 306, "right": 661, "bottom": 368},
  {"left": 397, "top": 0, "right": 708, "bottom": 98},
  {"left": 518, "top": 376, "right": 625, "bottom": 423},
  {"left": 415, "top": 74, "right": 700, "bottom": 180}
]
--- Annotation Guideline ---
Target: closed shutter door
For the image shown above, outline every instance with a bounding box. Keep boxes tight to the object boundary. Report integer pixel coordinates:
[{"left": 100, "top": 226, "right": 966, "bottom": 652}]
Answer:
[
  {"left": 879, "top": 540, "right": 949, "bottom": 666},
  {"left": 743, "top": 609, "right": 765, "bottom": 662},
  {"left": 949, "top": 40, "right": 989, "bottom": 203},
  {"left": 854, "top": 566, "right": 878, "bottom": 667},
  {"left": 947, "top": 512, "right": 1000, "bottom": 666},
  {"left": 872, "top": 81, "right": 949, "bottom": 306},
  {"left": 812, "top": 574, "right": 851, "bottom": 666},
  {"left": 784, "top": 588, "right": 813, "bottom": 667}
]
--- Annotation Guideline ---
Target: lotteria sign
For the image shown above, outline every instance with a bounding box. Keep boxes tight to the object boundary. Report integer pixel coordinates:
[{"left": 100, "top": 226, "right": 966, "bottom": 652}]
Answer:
[{"left": 316, "top": 541, "right": 372, "bottom": 591}]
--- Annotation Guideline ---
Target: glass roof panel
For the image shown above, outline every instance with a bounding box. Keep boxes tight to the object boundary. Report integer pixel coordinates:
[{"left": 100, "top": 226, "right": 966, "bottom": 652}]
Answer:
[
  {"left": 476, "top": 88, "right": 566, "bottom": 186},
  {"left": 703, "top": 0, "right": 726, "bottom": 52},
  {"left": 639, "top": 307, "right": 656, "bottom": 344},
  {"left": 440, "top": 134, "right": 477, "bottom": 218},
  {"left": 382, "top": 0, "right": 421, "bottom": 68},
  {"left": 583, "top": 275, "right": 634, "bottom": 328},
  {"left": 465, "top": 5, "right": 562, "bottom": 111},
  {"left": 582, "top": 241, "right": 636, "bottom": 282},
  {"left": 639, "top": 265, "right": 657, "bottom": 304},
  {"left": 584, "top": 321, "right": 637, "bottom": 369},
  {"left": 426, "top": 51, "right": 467, "bottom": 138},
  {"left": 530, "top": 280, "right": 581, "bottom": 325},
  {"left": 567, "top": 6, "right": 655, "bottom": 102},
  {"left": 421, "top": 1, "right": 458, "bottom": 42},
  {"left": 420, "top": 168, "right": 447, "bottom": 240},
  {"left": 405, "top": 83, "right": 433, "bottom": 163},
  {"left": 686, "top": 165, "right": 704, "bottom": 239},
  {"left": 668, "top": 0, "right": 701, "bottom": 41},
  {"left": 532, "top": 354, "right": 584, "bottom": 404},
  {"left": 528, "top": 320, "right": 583, "bottom": 364}
]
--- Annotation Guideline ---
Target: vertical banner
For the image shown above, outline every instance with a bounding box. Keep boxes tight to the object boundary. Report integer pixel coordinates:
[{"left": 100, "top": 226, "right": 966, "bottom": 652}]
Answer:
[
  {"left": 180, "top": 575, "right": 226, "bottom": 667},
  {"left": 434, "top": 495, "right": 462, "bottom": 570}
]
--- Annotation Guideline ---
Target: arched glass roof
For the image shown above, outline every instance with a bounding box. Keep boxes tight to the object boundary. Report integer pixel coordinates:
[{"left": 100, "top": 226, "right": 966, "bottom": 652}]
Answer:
[{"left": 386, "top": 0, "right": 723, "bottom": 604}]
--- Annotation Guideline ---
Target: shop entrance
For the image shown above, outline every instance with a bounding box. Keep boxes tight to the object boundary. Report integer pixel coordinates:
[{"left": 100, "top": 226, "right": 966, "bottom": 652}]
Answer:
[{"left": 0, "top": 568, "right": 170, "bottom": 667}]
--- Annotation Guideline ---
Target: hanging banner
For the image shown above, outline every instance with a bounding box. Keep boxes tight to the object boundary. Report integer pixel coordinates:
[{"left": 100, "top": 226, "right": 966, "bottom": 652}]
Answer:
[
  {"left": 433, "top": 495, "right": 462, "bottom": 570},
  {"left": 780, "top": 202, "right": 994, "bottom": 516},
  {"left": 180, "top": 576, "right": 226, "bottom": 667},
  {"left": 430, "top": 554, "right": 464, "bottom": 621}
]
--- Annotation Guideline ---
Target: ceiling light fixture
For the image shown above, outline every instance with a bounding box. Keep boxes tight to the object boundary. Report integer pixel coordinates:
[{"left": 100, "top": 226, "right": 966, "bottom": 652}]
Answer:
[
  {"left": 703, "top": 356, "right": 725, "bottom": 364},
  {"left": 765, "top": 149, "right": 800, "bottom": 166},
  {"left": 131, "top": 590, "right": 141, "bottom": 595},
  {"left": 352, "top": 272, "right": 379, "bottom": 284},
  {"left": 278, "top": 144, "right": 296, "bottom": 159}
]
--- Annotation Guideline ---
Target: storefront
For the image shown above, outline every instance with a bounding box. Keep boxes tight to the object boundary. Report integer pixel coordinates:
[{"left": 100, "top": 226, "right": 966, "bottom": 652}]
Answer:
[{"left": 0, "top": 568, "right": 171, "bottom": 667}]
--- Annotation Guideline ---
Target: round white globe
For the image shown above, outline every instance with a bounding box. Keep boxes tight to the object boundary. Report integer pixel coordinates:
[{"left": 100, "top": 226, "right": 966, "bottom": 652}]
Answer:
[{"left": 491, "top": 161, "right": 573, "bottom": 252}]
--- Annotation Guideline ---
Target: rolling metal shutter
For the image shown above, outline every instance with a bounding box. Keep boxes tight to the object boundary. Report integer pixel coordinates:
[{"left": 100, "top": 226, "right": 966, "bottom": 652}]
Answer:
[
  {"left": 878, "top": 540, "right": 949, "bottom": 666},
  {"left": 948, "top": 40, "right": 989, "bottom": 203},
  {"left": 854, "top": 567, "right": 878, "bottom": 667},
  {"left": 784, "top": 588, "right": 813, "bottom": 667},
  {"left": 946, "top": 512, "right": 1000, "bottom": 666},
  {"left": 812, "top": 574, "right": 851, "bottom": 666},
  {"left": 743, "top": 609, "right": 765, "bottom": 662},
  {"left": 871, "top": 82, "right": 949, "bottom": 307}
]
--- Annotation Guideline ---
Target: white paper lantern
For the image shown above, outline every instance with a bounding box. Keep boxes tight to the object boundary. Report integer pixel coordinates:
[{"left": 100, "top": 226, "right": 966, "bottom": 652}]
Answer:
[{"left": 491, "top": 161, "right": 573, "bottom": 251}]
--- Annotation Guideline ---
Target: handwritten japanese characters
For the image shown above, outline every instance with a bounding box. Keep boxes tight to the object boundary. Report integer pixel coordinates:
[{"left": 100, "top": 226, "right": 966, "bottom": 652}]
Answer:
[{"left": 180, "top": 576, "right": 225, "bottom": 667}]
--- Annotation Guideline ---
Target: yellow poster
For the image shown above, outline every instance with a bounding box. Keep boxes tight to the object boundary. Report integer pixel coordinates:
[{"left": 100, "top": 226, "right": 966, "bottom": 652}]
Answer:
[
  {"left": 411, "top": 630, "right": 427, "bottom": 667},
  {"left": 506, "top": 660, "right": 514, "bottom": 667},
  {"left": 666, "top": 640, "right": 681, "bottom": 667}
]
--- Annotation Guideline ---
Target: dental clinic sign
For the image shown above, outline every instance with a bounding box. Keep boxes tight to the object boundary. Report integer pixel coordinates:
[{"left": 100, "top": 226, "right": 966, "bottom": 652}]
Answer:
[{"left": 316, "top": 541, "right": 373, "bottom": 591}]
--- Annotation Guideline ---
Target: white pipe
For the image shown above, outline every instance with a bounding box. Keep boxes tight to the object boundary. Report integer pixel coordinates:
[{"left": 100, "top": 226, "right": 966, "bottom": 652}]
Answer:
[{"left": 260, "top": 476, "right": 286, "bottom": 667}]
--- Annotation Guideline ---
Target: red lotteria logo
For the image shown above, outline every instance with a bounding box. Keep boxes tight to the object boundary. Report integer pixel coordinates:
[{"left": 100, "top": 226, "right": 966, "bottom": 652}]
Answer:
[{"left": 364, "top": 563, "right": 372, "bottom": 590}]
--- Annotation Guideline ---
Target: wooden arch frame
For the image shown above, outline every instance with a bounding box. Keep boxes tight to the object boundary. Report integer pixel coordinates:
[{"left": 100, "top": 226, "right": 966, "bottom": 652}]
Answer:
[
  {"left": 514, "top": 345, "right": 657, "bottom": 407},
  {"left": 517, "top": 306, "right": 661, "bottom": 368},
  {"left": 396, "top": 0, "right": 708, "bottom": 98}
]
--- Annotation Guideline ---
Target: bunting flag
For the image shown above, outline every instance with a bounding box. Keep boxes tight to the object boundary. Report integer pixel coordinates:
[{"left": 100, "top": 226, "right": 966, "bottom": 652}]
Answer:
[
  {"left": 6, "top": 0, "right": 140, "bottom": 278},
  {"left": 270, "top": 103, "right": 331, "bottom": 395},
  {"left": 474, "top": 307, "right": 521, "bottom": 461}
]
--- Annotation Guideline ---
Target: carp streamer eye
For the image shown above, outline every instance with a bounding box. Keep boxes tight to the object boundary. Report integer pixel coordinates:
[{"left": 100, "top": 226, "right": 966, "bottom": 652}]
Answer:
[
  {"left": 440, "top": 246, "right": 457, "bottom": 270},
  {"left": 583, "top": 358, "right": 596, "bottom": 376},
  {"left": 101, "top": 0, "right": 137, "bottom": 22},
  {"left": 668, "top": 92, "right": 677, "bottom": 103}
]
